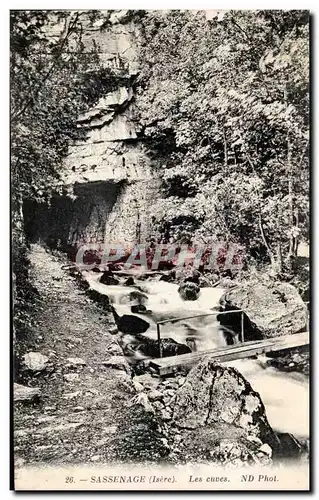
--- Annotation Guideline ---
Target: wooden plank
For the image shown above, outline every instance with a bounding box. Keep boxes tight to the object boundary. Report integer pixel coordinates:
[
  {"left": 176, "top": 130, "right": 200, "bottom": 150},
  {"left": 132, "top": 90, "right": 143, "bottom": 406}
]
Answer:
[
  {"left": 150, "top": 340, "right": 275, "bottom": 375},
  {"left": 268, "top": 334, "right": 310, "bottom": 353},
  {"left": 150, "top": 332, "right": 309, "bottom": 376},
  {"left": 152, "top": 339, "right": 268, "bottom": 367},
  {"left": 153, "top": 332, "right": 309, "bottom": 368},
  {"left": 152, "top": 336, "right": 288, "bottom": 368}
]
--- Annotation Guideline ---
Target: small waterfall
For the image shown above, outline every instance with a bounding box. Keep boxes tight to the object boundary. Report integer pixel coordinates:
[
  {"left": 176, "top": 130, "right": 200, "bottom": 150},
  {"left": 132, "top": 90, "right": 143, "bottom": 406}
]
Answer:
[{"left": 83, "top": 269, "right": 309, "bottom": 440}]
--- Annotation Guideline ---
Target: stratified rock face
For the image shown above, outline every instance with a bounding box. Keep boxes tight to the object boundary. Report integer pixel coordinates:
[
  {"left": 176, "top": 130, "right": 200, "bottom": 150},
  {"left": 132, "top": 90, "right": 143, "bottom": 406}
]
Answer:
[
  {"left": 24, "top": 13, "right": 159, "bottom": 250},
  {"left": 57, "top": 12, "right": 160, "bottom": 249},
  {"left": 173, "top": 358, "right": 275, "bottom": 444},
  {"left": 219, "top": 281, "right": 307, "bottom": 339}
]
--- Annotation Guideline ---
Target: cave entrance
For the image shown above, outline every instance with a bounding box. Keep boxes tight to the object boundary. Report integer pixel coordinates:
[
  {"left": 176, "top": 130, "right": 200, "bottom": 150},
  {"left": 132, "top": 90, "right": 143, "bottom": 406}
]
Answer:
[{"left": 23, "top": 181, "right": 123, "bottom": 255}]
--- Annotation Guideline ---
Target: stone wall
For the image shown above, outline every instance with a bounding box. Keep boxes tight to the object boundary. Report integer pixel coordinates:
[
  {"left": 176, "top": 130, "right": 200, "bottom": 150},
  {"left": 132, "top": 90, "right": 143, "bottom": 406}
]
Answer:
[
  {"left": 104, "top": 178, "right": 161, "bottom": 245},
  {"left": 68, "top": 182, "right": 121, "bottom": 246}
]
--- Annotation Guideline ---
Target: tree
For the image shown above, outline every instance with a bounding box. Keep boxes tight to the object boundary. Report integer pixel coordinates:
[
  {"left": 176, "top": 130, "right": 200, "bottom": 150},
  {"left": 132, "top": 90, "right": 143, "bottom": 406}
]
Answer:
[
  {"left": 11, "top": 10, "right": 116, "bottom": 344},
  {"left": 136, "top": 10, "right": 309, "bottom": 275}
]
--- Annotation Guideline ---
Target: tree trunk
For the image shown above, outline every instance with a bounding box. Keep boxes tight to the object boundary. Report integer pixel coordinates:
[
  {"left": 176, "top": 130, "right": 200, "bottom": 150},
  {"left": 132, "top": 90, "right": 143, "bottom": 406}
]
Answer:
[
  {"left": 275, "top": 243, "right": 283, "bottom": 275},
  {"left": 258, "top": 212, "right": 276, "bottom": 269},
  {"left": 222, "top": 125, "right": 228, "bottom": 170},
  {"left": 286, "top": 131, "right": 299, "bottom": 272}
]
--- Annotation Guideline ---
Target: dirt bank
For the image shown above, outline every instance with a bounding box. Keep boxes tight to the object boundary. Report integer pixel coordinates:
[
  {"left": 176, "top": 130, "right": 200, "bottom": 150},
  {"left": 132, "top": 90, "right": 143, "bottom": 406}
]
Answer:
[{"left": 14, "top": 245, "right": 167, "bottom": 468}]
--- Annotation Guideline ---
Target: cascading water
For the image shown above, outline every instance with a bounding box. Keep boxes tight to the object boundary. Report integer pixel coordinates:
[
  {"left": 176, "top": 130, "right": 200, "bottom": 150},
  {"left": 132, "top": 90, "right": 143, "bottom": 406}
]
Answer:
[
  {"left": 83, "top": 269, "right": 309, "bottom": 440},
  {"left": 227, "top": 357, "right": 309, "bottom": 440}
]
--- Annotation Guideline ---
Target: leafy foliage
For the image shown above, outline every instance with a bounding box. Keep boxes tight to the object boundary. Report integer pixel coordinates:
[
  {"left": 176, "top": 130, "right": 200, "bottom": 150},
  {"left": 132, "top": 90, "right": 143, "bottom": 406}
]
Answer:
[
  {"left": 11, "top": 10, "right": 117, "bottom": 207},
  {"left": 136, "top": 10, "right": 309, "bottom": 274},
  {"left": 11, "top": 10, "right": 116, "bottom": 344}
]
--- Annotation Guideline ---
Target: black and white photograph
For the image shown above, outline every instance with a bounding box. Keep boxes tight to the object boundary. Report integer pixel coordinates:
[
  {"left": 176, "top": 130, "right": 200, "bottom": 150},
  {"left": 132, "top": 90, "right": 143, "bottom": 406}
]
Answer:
[{"left": 11, "top": 9, "right": 310, "bottom": 491}]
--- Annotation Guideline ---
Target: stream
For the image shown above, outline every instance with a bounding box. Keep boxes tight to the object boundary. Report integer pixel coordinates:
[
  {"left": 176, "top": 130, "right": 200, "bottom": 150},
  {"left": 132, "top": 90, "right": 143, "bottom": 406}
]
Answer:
[{"left": 83, "top": 269, "right": 309, "bottom": 441}]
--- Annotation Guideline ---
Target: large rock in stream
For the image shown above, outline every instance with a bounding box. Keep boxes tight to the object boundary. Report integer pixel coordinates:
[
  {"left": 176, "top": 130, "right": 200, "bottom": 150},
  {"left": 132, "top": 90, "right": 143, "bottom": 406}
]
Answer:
[
  {"left": 111, "top": 306, "right": 150, "bottom": 335},
  {"left": 100, "top": 270, "right": 120, "bottom": 286},
  {"left": 171, "top": 358, "right": 279, "bottom": 464},
  {"left": 135, "top": 335, "right": 191, "bottom": 358},
  {"left": 173, "top": 359, "right": 273, "bottom": 437},
  {"left": 178, "top": 282, "right": 200, "bottom": 301},
  {"left": 218, "top": 280, "right": 307, "bottom": 339}
]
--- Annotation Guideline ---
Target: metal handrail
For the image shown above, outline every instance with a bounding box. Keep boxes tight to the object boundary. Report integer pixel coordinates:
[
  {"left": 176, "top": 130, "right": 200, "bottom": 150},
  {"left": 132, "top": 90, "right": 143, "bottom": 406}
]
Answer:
[
  {"left": 156, "top": 301, "right": 310, "bottom": 358},
  {"left": 157, "top": 308, "right": 245, "bottom": 325},
  {"left": 156, "top": 308, "right": 246, "bottom": 358}
]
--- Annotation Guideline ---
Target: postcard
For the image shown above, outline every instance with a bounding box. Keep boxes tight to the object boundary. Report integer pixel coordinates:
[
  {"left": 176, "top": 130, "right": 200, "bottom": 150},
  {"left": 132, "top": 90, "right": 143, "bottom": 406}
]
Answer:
[{"left": 11, "top": 9, "right": 310, "bottom": 491}]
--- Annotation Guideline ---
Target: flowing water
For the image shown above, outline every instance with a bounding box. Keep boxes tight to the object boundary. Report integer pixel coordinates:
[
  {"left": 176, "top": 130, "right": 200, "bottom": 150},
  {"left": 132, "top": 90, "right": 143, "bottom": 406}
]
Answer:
[{"left": 83, "top": 269, "right": 309, "bottom": 440}]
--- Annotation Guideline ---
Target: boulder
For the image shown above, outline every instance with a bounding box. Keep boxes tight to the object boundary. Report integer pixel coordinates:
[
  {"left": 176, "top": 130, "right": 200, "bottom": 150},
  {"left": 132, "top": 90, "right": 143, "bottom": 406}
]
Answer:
[
  {"left": 275, "top": 432, "right": 305, "bottom": 459},
  {"left": 218, "top": 280, "right": 307, "bottom": 339},
  {"left": 87, "top": 289, "right": 110, "bottom": 307},
  {"left": 186, "top": 337, "right": 197, "bottom": 351},
  {"left": 132, "top": 359, "right": 151, "bottom": 376},
  {"left": 100, "top": 270, "right": 120, "bottom": 286},
  {"left": 161, "top": 357, "right": 284, "bottom": 465},
  {"left": 178, "top": 282, "right": 200, "bottom": 301},
  {"left": 131, "top": 304, "right": 147, "bottom": 314},
  {"left": 100, "top": 356, "right": 131, "bottom": 375},
  {"left": 109, "top": 326, "right": 119, "bottom": 335},
  {"left": 266, "top": 348, "right": 309, "bottom": 375},
  {"left": 161, "top": 409, "right": 172, "bottom": 421},
  {"left": 199, "top": 272, "right": 219, "bottom": 288},
  {"left": 14, "top": 383, "right": 41, "bottom": 403},
  {"left": 22, "top": 352, "right": 49, "bottom": 372},
  {"left": 111, "top": 307, "right": 150, "bottom": 335},
  {"left": 129, "top": 392, "right": 154, "bottom": 414},
  {"left": 129, "top": 291, "right": 148, "bottom": 305},
  {"left": 183, "top": 270, "right": 201, "bottom": 285},
  {"left": 159, "top": 270, "right": 176, "bottom": 283},
  {"left": 175, "top": 267, "right": 201, "bottom": 284},
  {"left": 135, "top": 336, "right": 191, "bottom": 358},
  {"left": 124, "top": 277, "right": 135, "bottom": 286},
  {"left": 172, "top": 358, "right": 276, "bottom": 446},
  {"left": 92, "top": 266, "right": 102, "bottom": 273},
  {"left": 148, "top": 389, "right": 164, "bottom": 402},
  {"left": 132, "top": 380, "right": 144, "bottom": 393}
]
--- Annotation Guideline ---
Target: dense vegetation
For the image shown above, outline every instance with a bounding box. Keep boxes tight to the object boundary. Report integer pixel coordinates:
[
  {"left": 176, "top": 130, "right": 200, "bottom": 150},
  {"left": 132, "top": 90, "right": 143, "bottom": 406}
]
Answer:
[
  {"left": 136, "top": 10, "right": 309, "bottom": 277},
  {"left": 11, "top": 10, "right": 114, "bottom": 344}
]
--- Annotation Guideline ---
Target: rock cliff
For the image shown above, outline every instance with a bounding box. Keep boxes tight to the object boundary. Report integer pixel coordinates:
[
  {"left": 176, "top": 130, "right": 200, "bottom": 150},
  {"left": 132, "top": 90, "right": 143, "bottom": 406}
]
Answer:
[{"left": 56, "top": 11, "right": 159, "bottom": 250}]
